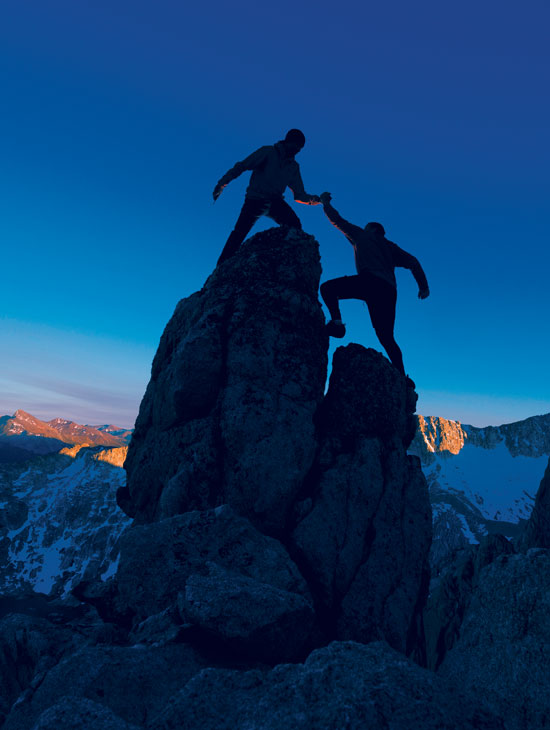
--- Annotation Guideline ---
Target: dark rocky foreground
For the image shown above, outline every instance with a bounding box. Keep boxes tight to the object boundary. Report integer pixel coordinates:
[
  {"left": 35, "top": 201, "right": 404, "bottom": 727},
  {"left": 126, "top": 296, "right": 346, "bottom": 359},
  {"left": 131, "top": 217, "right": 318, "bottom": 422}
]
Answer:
[
  {"left": 422, "top": 455, "right": 550, "bottom": 730},
  {"left": 1, "top": 228, "right": 547, "bottom": 729}
]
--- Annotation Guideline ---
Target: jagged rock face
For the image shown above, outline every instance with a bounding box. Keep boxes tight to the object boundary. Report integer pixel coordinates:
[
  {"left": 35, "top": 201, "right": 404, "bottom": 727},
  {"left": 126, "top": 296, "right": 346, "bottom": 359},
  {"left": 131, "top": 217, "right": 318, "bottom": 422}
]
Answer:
[
  {"left": 424, "top": 534, "right": 515, "bottom": 670},
  {"left": 92, "top": 447, "right": 128, "bottom": 468},
  {"left": 150, "top": 641, "right": 504, "bottom": 730},
  {"left": 111, "top": 228, "right": 432, "bottom": 660},
  {"left": 122, "top": 228, "right": 328, "bottom": 531},
  {"left": 439, "top": 549, "right": 550, "bottom": 730},
  {"left": 415, "top": 415, "right": 467, "bottom": 458},
  {"left": 109, "top": 345, "right": 431, "bottom": 660},
  {"left": 520, "top": 456, "right": 550, "bottom": 550},
  {"left": 292, "top": 345, "right": 431, "bottom": 655},
  {"left": 106, "top": 345, "right": 431, "bottom": 660}
]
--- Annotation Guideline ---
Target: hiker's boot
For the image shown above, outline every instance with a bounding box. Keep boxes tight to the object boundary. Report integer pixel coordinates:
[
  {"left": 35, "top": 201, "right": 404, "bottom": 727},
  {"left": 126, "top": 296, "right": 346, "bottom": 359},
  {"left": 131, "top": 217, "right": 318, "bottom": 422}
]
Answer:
[{"left": 326, "top": 320, "right": 346, "bottom": 338}]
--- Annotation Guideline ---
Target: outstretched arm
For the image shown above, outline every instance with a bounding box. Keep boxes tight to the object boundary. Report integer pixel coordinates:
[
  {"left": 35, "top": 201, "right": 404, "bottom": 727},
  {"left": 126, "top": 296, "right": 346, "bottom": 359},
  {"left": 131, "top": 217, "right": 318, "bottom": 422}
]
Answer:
[
  {"left": 213, "top": 146, "right": 270, "bottom": 201},
  {"left": 390, "top": 243, "right": 430, "bottom": 298},
  {"left": 288, "top": 166, "right": 320, "bottom": 205},
  {"left": 320, "top": 193, "right": 363, "bottom": 242}
]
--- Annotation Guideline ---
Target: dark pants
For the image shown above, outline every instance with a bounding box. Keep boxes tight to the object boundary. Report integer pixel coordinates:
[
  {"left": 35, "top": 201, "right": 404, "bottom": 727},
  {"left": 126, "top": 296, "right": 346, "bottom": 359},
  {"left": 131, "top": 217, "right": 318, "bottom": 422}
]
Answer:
[
  {"left": 320, "top": 271, "right": 405, "bottom": 375},
  {"left": 217, "top": 196, "right": 302, "bottom": 264}
]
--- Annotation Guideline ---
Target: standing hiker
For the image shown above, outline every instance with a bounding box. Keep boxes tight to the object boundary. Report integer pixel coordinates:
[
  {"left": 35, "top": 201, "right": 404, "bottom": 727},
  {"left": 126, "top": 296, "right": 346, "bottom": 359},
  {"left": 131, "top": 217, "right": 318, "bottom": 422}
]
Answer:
[
  {"left": 319, "top": 192, "right": 429, "bottom": 376},
  {"left": 213, "top": 129, "right": 321, "bottom": 264}
]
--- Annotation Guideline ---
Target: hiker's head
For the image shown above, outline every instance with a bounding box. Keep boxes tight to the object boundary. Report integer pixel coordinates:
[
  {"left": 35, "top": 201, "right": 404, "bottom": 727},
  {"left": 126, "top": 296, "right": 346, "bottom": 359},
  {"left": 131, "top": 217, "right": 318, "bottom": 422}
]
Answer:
[
  {"left": 284, "top": 129, "right": 306, "bottom": 156},
  {"left": 364, "top": 221, "right": 385, "bottom": 237}
]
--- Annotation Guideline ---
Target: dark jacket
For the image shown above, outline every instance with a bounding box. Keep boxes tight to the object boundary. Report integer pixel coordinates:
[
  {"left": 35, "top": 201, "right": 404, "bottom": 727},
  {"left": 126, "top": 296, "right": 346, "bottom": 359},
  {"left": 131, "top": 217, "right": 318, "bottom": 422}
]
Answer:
[
  {"left": 218, "top": 141, "right": 319, "bottom": 204},
  {"left": 324, "top": 203, "right": 429, "bottom": 290}
]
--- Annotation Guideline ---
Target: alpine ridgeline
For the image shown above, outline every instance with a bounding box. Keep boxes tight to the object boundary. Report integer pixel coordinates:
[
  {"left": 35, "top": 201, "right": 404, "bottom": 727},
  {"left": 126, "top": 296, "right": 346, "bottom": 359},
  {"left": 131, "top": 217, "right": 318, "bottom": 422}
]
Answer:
[{"left": 0, "top": 410, "right": 130, "bottom": 462}]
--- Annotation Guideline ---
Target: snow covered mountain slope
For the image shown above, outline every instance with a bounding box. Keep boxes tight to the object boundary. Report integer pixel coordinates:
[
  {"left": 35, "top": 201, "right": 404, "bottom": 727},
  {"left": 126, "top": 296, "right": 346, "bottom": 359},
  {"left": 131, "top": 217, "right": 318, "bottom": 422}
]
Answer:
[
  {"left": 0, "top": 445, "right": 131, "bottom": 597},
  {"left": 410, "top": 414, "right": 550, "bottom": 573}
]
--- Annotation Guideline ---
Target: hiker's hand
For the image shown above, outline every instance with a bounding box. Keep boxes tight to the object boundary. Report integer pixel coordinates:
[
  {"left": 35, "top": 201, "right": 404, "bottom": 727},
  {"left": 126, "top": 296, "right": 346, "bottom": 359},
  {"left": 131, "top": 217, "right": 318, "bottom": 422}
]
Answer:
[
  {"left": 320, "top": 191, "right": 332, "bottom": 205},
  {"left": 212, "top": 183, "right": 224, "bottom": 202},
  {"left": 418, "top": 287, "right": 430, "bottom": 300}
]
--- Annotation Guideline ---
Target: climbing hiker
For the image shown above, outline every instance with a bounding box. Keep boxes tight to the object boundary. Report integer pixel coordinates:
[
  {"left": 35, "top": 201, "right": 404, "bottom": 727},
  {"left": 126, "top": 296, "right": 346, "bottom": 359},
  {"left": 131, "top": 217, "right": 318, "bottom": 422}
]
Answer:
[
  {"left": 319, "top": 192, "right": 429, "bottom": 376},
  {"left": 213, "top": 129, "right": 321, "bottom": 264}
]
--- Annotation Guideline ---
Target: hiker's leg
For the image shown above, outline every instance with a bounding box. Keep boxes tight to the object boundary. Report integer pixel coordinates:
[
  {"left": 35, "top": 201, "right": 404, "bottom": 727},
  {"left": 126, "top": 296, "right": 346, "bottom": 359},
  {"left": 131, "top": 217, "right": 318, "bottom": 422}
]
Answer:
[
  {"left": 366, "top": 278, "right": 405, "bottom": 375},
  {"left": 217, "top": 198, "right": 266, "bottom": 265},
  {"left": 267, "top": 198, "right": 302, "bottom": 229},
  {"left": 320, "top": 275, "right": 365, "bottom": 322}
]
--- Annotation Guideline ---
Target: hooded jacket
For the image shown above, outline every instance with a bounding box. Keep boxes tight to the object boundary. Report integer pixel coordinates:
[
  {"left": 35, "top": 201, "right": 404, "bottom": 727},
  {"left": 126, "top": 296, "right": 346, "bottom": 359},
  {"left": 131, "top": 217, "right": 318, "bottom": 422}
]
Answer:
[
  {"left": 218, "top": 141, "right": 319, "bottom": 204},
  {"left": 324, "top": 203, "right": 429, "bottom": 291}
]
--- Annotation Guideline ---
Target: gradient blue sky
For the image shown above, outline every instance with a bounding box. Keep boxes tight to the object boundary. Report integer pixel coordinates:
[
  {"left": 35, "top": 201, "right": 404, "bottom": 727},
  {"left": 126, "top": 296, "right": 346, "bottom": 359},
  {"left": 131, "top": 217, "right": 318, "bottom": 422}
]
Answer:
[{"left": 1, "top": 0, "right": 549, "bottom": 428}]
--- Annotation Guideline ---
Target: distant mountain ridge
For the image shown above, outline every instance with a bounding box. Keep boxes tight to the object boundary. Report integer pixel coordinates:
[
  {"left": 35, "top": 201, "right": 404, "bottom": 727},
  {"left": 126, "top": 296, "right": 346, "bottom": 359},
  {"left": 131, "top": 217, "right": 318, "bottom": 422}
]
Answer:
[
  {"left": 0, "top": 410, "right": 132, "bottom": 462},
  {"left": 410, "top": 413, "right": 550, "bottom": 574},
  {"left": 414, "top": 413, "right": 550, "bottom": 460},
  {"left": 92, "top": 424, "right": 134, "bottom": 441}
]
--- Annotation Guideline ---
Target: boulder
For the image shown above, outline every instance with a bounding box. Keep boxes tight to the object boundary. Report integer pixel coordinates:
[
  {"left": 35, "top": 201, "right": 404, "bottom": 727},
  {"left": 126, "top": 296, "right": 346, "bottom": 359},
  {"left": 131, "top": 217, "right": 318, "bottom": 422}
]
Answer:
[
  {"left": 75, "top": 505, "right": 313, "bottom": 659},
  {"left": 150, "top": 641, "right": 504, "bottom": 730},
  {"left": 3, "top": 643, "right": 207, "bottom": 730},
  {"left": 30, "top": 697, "right": 140, "bottom": 730},
  {"left": 178, "top": 562, "right": 314, "bottom": 662},
  {"left": 317, "top": 344, "right": 418, "bottom": 447}
]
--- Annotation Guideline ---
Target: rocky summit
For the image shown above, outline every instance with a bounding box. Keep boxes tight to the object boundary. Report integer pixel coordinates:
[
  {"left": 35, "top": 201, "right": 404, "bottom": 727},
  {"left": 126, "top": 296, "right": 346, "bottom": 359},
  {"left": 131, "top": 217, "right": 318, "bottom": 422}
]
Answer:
[
  {"left": 115, "top": 227, "right": 431, "bottom": 657},
  {"left": 6, "top": 225, "right": 546, "bottom": 729},
  {"left": 120, "top": 228, "right": 328, "bottom": 530}
]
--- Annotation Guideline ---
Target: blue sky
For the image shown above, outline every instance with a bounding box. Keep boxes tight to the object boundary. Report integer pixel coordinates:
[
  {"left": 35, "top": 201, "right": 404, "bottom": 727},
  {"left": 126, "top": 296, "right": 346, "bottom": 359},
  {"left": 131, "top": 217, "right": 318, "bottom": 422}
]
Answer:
[{"left": 1, "top": 0, "right": 549, "bottom": 427}]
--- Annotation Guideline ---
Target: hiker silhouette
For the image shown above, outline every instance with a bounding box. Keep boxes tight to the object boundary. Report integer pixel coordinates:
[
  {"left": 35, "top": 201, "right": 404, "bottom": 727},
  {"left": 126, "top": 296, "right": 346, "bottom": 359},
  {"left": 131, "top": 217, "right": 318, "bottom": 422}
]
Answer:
[
  {"left": 213, "top": 129, "right": 321, "bottom": 265},
  {"left": 319, "top": 192, "right": 429, "bottom": 377}
]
